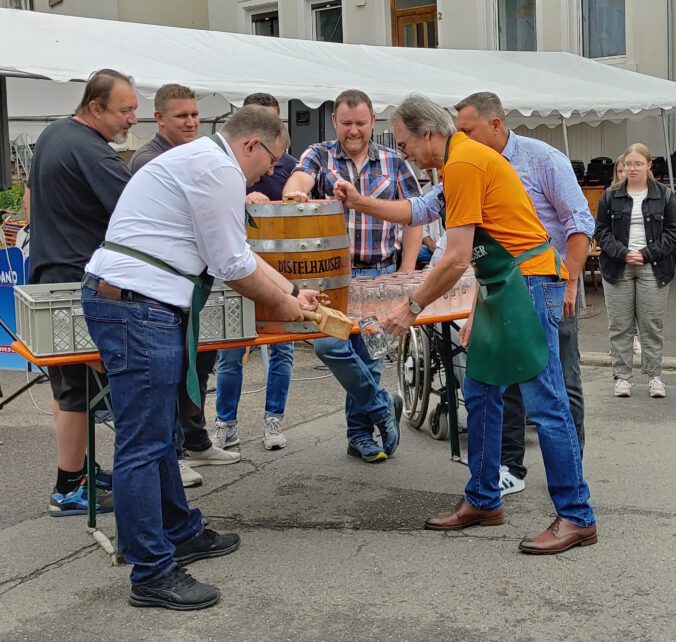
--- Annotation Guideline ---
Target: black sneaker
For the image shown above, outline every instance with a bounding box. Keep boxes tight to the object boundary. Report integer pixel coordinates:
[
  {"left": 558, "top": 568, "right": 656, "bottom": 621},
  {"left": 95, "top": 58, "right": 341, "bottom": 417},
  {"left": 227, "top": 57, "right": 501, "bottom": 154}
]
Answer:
[
  {"left": 129, "top": 566, "right": 220, "bottom": 610},
  {"left": 94, "top": 462, "right": 113, "bottom": 491},
  {"left": 174, "top": 528, "right": 240, "bottom": 565}
]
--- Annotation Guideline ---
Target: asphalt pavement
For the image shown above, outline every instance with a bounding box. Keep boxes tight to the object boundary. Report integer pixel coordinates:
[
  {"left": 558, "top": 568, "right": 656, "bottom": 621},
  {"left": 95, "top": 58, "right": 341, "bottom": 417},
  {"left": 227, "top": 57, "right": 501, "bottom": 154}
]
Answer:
[{"left": 1, "top": 283, "right": 675, "bottom": 642}]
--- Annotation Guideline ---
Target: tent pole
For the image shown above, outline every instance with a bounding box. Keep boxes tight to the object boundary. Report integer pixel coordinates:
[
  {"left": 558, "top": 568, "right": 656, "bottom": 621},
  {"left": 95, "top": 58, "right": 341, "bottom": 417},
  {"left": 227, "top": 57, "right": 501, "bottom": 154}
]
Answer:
[
  {"left": 561, "top": 115, "right": 571, "bottom": 157},
  {"left": 561, "top": 116, "right": 587, "bottom": 309},
  {"left": 661, "top": 109, "right": 675, "bottom": 191}
]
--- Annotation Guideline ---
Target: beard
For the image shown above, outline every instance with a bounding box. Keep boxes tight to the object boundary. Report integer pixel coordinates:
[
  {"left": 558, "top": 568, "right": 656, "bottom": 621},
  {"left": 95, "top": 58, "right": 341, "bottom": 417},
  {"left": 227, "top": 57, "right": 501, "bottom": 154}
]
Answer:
[
  {"left": 111, "top": 128, "right": 129, "bottom": 145},
  {"left": 342, "top": 136, "right": 368, "bottom": 153}
]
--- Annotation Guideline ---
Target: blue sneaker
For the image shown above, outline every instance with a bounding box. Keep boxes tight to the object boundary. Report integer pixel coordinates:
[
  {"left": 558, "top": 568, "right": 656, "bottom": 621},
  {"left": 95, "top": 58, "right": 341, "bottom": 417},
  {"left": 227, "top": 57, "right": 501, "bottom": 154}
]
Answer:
[
  {"left": 347, "top": 435, "right": 388, "bottom": 463},
  {"left": 49, "top": 479, "right": 114, "bottom": 517},
  {"left": 376, "top": 394, "right": 402, "bottom": 457}
]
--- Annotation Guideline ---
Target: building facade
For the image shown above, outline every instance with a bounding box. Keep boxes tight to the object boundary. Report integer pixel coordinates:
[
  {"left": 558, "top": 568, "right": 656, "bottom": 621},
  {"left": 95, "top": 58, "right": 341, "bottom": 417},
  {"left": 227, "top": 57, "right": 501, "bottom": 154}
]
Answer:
[{"left": 4, "top": 0, "right": 676, "bottom": 162}]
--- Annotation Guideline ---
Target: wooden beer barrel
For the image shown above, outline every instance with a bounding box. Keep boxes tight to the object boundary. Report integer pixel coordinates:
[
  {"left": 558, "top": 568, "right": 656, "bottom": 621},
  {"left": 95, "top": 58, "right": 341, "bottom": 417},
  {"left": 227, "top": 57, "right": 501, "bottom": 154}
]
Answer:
[{"left": 246, "top": 199, "right": 351, "bottom": 333}]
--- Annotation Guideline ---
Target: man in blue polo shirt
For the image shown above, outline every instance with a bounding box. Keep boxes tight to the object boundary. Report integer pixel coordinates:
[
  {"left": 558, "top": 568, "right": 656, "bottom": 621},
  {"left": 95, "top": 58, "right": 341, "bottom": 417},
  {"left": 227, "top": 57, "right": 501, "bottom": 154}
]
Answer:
[{"left": 454, "top": 92, "right": 594, "bottom": 496}]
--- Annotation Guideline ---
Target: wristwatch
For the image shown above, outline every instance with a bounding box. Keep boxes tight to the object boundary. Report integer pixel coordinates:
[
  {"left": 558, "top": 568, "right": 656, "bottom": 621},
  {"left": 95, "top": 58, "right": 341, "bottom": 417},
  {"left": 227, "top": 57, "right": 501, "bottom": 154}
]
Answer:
[{"left": 408, "top": 295, "right": 422, "bottom": 315}]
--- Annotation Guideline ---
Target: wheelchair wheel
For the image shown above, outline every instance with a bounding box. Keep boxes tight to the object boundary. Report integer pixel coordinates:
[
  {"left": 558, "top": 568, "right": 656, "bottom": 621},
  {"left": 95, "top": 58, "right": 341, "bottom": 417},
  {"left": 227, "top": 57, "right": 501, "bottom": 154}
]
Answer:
[
  {"left": 397, "top": 326, "right": 431, "bottom": 430},
  {"left": 429, "top": 403, "right": 449, "bottom": 441}
]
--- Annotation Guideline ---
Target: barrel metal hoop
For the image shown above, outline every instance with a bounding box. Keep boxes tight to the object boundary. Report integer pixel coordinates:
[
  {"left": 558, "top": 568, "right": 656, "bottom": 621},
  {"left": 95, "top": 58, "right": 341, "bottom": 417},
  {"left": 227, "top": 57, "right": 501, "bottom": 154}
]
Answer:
[
  {"left": 288, "top": 274, "right": 351, "bottom": 290},
  {"left": 248, "top": 236, "right": 349, "bottom": 253},
  {"left": 247, "top": 202, "right": 344, "bottom": 218}
]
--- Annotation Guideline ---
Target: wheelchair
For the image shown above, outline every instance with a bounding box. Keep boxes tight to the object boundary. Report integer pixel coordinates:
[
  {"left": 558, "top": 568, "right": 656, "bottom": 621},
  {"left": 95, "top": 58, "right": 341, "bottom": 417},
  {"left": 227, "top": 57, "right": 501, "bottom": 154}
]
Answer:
[{"left": 396, "top": 320, "right": 468, "bottom": 460}]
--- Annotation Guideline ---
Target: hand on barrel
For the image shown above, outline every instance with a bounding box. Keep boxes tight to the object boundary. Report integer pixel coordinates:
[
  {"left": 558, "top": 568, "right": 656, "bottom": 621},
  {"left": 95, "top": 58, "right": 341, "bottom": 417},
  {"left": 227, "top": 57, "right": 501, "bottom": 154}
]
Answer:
[
  {"left": 245, "top": 192, "right": 270, "bottom": 205},
  {"left": 298, "top": 289, "right": 321, "bottom": 312},
  {"left": 282, "top": 191, "right": 310, "bottom": 203},
  {"left": 333, "top": 180, "right": 360, "bottom": 209}
]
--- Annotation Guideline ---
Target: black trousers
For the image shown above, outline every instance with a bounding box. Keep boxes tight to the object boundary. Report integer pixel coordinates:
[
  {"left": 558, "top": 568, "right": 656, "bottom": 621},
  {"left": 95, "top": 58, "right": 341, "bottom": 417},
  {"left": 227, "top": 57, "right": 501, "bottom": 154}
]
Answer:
[
  {"left": 501, "top": 301, "right": 585, "bottom": 479},
  {"left": 176, "top": 350, "right": 218, "bottom": 452}
]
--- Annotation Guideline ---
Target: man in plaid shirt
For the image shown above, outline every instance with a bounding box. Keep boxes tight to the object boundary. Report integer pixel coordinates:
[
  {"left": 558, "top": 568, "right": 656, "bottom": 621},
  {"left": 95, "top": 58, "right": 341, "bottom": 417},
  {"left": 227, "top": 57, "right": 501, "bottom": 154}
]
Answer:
[{"left": 284, "top": 89, "right": 434, "bottom": 463}]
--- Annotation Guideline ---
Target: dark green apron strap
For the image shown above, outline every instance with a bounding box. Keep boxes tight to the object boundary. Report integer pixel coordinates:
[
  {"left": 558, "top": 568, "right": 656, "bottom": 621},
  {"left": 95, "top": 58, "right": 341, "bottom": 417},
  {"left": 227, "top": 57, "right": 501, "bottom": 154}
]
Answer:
[
  {"left": 100, "top": 240, "right": 212, "bottom": 409},
  {"left": 210, "top": 133, "right": 226, "bottom": 153},
  {"left": 209, "top": 134, "right": 258, "bottom": 229},
  {"left": 514, "top": 239, "right": 562, "bottom": 279},
  {"left": 100, "top": 240, "right": 202, "bottom": 286}
]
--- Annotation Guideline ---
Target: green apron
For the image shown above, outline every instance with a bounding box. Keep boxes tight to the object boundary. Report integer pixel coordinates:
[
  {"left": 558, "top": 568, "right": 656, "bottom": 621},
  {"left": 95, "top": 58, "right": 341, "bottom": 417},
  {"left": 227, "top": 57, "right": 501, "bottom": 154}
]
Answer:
[
  {"left": 466, "top": 227, "right": 562, "bottom": 386},
  {"left": 100, "top": 240, "right": 213, "bottom": 409}
]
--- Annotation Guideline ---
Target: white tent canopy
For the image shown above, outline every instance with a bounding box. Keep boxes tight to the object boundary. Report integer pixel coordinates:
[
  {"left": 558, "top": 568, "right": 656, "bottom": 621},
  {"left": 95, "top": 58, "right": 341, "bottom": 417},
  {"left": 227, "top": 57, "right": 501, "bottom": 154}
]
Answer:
[{"left": 3, "top": 7, "right": 676, "bottom": 127}]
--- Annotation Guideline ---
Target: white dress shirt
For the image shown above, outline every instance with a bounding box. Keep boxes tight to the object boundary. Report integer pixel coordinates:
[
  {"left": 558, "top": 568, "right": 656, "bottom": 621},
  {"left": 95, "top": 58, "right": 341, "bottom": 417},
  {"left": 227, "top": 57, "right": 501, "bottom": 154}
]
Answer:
[{"left": 86, "top": 134, "right": 257, "bottom": 309}]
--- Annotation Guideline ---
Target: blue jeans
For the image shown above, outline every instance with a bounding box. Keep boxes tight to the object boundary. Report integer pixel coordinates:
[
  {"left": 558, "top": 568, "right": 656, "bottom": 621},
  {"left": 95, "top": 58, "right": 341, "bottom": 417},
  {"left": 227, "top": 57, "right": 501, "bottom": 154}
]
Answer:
[
  {"left": 462, "top": 276, "right": 595, "bottom": 527},
  {"left": 216, "top": 342, "right": 294, "bottom": 421},
  {"left": 417, "top": 245, "right": 433, "bottom": 264},
  {"left": 82, "top": 286, "right": 203, "bottom": 584},
  {"left": 314, "top": 264, "right": 396, "bottom": 441},
  {"left": 501, "top": 291, "right": 585, "bottom": 478}
]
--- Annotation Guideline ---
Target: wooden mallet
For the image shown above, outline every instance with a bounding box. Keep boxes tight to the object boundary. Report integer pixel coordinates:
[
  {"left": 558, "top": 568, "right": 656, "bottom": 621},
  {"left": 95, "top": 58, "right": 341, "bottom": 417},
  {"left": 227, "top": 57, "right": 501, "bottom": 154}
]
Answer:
[{"left": 302, "top": 305, "right": 354, "bottom": 340}]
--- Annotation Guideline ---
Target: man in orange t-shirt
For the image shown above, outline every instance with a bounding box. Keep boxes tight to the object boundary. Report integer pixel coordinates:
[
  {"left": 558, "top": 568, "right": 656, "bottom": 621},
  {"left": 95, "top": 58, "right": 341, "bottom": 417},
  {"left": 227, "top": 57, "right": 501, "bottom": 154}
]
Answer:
[{"left": 342, "top": 95, "right": 596, "bottom": 554}]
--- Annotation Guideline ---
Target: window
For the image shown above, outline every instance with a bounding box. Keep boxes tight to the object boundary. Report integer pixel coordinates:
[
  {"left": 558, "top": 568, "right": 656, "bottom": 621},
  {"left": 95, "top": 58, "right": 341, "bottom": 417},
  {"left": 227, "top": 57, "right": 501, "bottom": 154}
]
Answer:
[
  {"left": 391, "top": 1, "right": 437, "bottom": 48},
  {"left": 582, "top": 0, "right": 625, "bottom": 58},
  {"left": 313, "top": 1, "right": 343, "bottom": 43},
  {"left": 497, "top": 0, "right": 536, "bottom": 51},
  {"left": 252, "top": 10, "right": 279, "bottom": 37},
  {"left": 6, "top": 0, "right": 34, "bottom": 8}
]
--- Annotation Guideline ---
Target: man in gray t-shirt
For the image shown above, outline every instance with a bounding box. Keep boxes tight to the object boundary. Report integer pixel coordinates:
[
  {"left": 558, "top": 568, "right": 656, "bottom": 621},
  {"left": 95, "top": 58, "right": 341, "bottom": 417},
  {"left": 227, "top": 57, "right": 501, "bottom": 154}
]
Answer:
[{"left": 128, "top": 83, "right": 199, "bottom": 174}]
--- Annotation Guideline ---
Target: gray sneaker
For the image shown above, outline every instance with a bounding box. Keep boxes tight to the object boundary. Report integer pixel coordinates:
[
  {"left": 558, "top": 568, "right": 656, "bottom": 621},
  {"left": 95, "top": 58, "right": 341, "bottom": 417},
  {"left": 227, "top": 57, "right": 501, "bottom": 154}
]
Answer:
[
  {"left": 208, "top": 420, "right": 240, "bottom": 449},
  {"left": 263, "top": 417, "right": 287, "bottom": 450},
  {"left": 129, "top": 566, "right": 220, "bottom": 610},
  {"left": 178, "top": 459, "right": 203, "bottom": 488}
]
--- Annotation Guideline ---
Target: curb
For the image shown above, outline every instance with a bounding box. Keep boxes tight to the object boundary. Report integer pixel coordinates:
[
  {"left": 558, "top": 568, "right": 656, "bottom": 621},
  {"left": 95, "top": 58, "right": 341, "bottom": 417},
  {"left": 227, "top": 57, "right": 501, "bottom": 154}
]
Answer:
[{"left": 581, "top": 351, "right": 676, "bottom": 371}]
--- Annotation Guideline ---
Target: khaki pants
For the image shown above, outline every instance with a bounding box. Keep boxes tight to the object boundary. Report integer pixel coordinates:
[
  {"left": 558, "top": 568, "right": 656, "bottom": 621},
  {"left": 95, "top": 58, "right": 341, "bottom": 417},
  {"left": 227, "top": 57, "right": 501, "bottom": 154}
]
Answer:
[{"left": 602, "top": 264, "right": 669, "bottom": 380}]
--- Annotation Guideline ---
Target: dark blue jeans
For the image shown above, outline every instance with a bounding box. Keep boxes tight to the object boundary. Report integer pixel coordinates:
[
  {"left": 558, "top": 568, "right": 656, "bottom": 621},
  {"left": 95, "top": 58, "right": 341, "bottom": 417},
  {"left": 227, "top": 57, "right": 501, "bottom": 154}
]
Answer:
[
  {"left": 462, "top": 276, "right": 595, "bottom": 527},
  {"left": 501, "top": 291, "right": 585, "bottom": 478},
  {"left": 314, "top": 264, "right": 395, "bottom": 440},
  {"left": 216, "top": 342, "right": 294, "bottom": 421},
  {"left": 82, "top": 286, "right": 203, "bottom": 584}
]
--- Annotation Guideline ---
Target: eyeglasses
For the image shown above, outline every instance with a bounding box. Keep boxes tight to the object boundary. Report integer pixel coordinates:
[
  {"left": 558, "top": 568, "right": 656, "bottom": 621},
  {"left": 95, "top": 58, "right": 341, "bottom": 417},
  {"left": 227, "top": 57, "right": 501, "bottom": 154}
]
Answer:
[
  {"left": 624, "top": 161, "right": 647, "bottom": 168},
  {"left": 397, "top": 135, "right": 413, "bottom": 156},
  {"left": 259, "top": 141, "right": 280, "bottom": 166}
]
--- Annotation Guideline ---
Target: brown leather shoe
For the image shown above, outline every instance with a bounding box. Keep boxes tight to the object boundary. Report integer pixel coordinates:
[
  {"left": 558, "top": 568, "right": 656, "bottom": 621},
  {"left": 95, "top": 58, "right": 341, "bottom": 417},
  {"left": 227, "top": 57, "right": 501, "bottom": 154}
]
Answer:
[
  {"left": 519, "top": 517, "right": 597, "bottom": 554},
  {"left": 424, "top": 499, "right": 505, "bottom": 531}
]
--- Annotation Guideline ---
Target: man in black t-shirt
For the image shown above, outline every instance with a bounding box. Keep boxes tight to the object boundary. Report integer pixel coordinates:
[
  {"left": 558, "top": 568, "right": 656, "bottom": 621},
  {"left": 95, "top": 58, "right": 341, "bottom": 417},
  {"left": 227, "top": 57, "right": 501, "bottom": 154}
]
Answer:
[{"left": 28, "top": 69, "right": 138, "bottom": 516}]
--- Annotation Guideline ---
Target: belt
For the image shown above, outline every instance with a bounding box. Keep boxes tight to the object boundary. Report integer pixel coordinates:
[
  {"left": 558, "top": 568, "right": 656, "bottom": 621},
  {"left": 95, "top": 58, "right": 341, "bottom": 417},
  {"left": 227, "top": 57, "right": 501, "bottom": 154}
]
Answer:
[
  {"left": 82, "top": 273, "right": 180, "bottom": 311},
  {"left": 352, "top": 255, "right": 396, "bottom": 270}
]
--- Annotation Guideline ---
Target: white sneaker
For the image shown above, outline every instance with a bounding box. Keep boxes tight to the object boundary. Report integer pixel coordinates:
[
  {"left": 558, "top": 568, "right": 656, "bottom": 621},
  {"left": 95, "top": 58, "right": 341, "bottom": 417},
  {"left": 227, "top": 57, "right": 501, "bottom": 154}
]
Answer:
[
  {"left": 208, "top": 421, "right": 240, "bottom": 449},
  {"left": 499, "top": 465, "right": 525, "bottom": 497},
  {"left": 184, "top": 445, "right": 241, "bottom": 467},
  {"left": 633, "top": 336, "right": 642, "bottom": 354},
  {"left": 179, "top": 460, "right": 203, "bottom": 488},
  {"left": 614, "top": 379, "right": 632, "bottom": 397},
  {"left": 263, "top": 417, "right": 287, "bottom": 451},
  {"left": 649, "top": 377, "right": 666, "bottom": 398}
]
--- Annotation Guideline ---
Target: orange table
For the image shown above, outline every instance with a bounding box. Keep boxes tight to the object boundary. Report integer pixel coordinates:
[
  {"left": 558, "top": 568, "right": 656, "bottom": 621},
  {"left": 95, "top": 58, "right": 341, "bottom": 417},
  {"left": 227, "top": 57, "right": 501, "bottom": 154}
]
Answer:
[
  {"left": 10, "top": 312, "right": 468, "bottom": 367},
  {"left": 10, "top": 311, "right": 469, "bottom": 531}
]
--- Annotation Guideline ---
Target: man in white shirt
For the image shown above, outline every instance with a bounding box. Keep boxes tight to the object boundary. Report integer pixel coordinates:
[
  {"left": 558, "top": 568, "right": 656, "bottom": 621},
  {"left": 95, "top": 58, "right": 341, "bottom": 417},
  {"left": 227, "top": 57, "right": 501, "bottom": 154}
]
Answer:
[{"left": 82, "top": 106, "right": 317, "bottom": 611}]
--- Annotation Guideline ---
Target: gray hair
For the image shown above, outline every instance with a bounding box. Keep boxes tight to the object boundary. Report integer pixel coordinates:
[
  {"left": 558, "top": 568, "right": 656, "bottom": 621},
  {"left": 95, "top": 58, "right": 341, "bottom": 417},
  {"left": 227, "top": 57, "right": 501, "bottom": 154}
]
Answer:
[
  {"left": 454, "top": 92, "right": 506, "bottom": 121},
  {"left": 390, "top": 94, "right": 455, "bottom": 137},
  {"left": 221, "top": 105, "right": 290, "bottom": 147}
]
